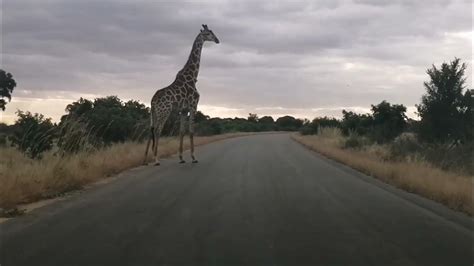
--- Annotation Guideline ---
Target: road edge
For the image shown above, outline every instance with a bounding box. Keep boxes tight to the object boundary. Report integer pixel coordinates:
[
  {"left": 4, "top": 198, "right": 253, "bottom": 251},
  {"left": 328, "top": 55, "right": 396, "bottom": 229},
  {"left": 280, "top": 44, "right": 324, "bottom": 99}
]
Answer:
[{"left": 290, "top": 135, "right": 473, "bottom": 234}]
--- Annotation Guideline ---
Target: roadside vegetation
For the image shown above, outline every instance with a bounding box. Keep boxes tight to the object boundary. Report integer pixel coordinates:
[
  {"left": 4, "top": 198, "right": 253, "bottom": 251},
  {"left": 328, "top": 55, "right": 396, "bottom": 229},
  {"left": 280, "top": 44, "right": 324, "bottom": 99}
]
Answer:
[{"left": 295, "top": 58, "right": 473, "bottom": 215}]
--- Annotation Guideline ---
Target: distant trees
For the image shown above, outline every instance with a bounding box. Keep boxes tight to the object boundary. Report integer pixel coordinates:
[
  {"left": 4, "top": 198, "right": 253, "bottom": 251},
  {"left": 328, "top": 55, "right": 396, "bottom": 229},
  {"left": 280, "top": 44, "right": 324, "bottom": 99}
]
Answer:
[
  {"left": 258, "top": 116, "right": 274, "bottom": 124},
  {"left": 258, "top": 116, "right": 276, "bottom": 131},
  {"left": 0, "top": 70, "right": 17, "bottom": 111},
  {"left": 340, "top": 101, "right": 407, "bottom": 143},
  {"left": 275, "top": 116, "right": 304, "bottom": 131},
  {"left": 300, "top": 117, "right": 341, "bottom": 135},
  {"left": 341, "top": 110, "right": 373, "bottom": 136},
  {"left": 247, "top": 113, "right": 258, "bottom": 123},
  {"left": 370, "top": 101, "right": 407, "bottom": 143},
  {"left": 417, "top": 58, "right": 472, "bottom": 143}
]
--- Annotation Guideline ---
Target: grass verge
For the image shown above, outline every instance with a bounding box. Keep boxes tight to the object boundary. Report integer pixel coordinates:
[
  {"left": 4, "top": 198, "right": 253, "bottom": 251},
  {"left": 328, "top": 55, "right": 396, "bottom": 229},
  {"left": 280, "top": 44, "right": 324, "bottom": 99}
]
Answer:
[
  {"left": 0, "top": 132, "right": 255, "bottom": 213},
  {"left": 292, "top": 133, "right": 473, "bottom": 216}
]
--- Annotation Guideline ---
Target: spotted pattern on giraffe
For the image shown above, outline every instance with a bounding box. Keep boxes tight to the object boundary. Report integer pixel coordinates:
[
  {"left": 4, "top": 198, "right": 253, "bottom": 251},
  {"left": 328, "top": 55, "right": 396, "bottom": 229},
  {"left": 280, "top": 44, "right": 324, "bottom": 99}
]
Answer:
[{"left": 144, "top": 24, "right": 219, "bottom": 165}]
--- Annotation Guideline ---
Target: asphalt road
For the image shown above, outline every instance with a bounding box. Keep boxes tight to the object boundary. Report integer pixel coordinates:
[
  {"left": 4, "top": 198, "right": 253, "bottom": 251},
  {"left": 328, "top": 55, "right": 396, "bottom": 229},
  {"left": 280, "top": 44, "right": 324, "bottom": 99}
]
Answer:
[{"left": 1, "top": 134, "right": 472, "bottom": 266}]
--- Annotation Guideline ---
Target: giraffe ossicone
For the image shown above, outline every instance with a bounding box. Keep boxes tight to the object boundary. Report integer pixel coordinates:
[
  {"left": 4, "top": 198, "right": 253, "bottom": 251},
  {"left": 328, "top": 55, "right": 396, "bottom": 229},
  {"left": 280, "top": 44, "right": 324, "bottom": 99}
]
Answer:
[{"left": 143, "top": 25, "right": 220, "bottom": 166}]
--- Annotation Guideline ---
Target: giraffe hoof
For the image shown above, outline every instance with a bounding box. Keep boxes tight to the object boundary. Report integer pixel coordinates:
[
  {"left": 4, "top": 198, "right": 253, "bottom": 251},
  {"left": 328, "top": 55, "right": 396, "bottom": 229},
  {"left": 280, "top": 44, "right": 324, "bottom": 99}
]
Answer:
[
  {"left": 154, "top": 162, "right": 161, "bottom": 166},
  {"left": 192, "top": 160, "right": 198, "bottom": 164},
  {"left": 179, "top": 160, "right": 186, "bottom": 164}
]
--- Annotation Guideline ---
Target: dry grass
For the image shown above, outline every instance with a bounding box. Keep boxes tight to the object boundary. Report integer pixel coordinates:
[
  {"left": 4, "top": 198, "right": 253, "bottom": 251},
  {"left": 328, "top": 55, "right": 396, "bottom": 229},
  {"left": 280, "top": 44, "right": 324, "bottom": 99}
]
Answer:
[
  {"left": 292, "top": 133, "right": 473, "bottom": 215},
  {"left": 0, "top": 133, "right": 254, "bottom": 210}
]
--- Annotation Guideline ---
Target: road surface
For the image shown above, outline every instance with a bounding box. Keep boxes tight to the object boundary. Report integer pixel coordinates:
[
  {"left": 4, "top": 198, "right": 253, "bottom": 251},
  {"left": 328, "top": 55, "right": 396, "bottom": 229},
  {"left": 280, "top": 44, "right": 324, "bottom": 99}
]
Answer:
[{"left": 1, "top": 134, "right": 472, "bottom": 265}]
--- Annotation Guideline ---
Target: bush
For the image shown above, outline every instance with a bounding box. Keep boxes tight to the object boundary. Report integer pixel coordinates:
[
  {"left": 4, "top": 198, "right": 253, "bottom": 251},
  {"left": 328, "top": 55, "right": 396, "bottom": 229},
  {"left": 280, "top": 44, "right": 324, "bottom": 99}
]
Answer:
[
  {"left": 423, "top": 142, "right": 474, "bottom": 175},
  {"left": 195, "top": 119, "right": 223, "bottom": 136},
  {"left": 56, "top": 119, "right": 98, "bottom": 154},
  {"left": 0, "top": 134, "right": 7, "bottom": 147},
  {"left": 59, "top": 96, "right": 150, "bottom": 145},
  {"left": 300, "top": 125, "right": 316, "bottom": 135},
  {"left": 389, "top": 133, "right": 473, "bottom": 175},
  {"left": 9, "top": 111, "right": 55, "bottom": 159},
  {"left": 389, "top": 133, "right": 423, "bottom": 159},
  {"left": 275, "top": 116, "right": 304, "bottom": 131},
  {"left": 300, "top": 117, "right": 342, "bottom": 135},
  {"left": 341, "top": 110, "right": 373, "bottom": 136},
  {"left": 343, "top": 135, "right": 371, "bottom": 149}
]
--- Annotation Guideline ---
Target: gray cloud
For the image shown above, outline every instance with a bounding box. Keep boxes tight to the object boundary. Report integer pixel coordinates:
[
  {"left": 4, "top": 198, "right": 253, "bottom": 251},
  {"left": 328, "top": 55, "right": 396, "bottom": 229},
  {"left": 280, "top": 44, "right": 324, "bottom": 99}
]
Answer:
[{"left": 1, "top": 0, "right": 472, "bottom": 123}]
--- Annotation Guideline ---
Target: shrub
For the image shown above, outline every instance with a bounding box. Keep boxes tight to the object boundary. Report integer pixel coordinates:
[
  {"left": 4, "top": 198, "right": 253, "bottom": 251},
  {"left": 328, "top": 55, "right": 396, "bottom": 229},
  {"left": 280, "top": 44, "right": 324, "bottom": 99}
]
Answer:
[
  {"left": 0, "top": 134, "right": 7, "bottom": 147},
  {"left": 275, "top": 116, "right": 304, "bottom": 131},
  {"left": 9, "top": 111, "right": 55, "bottom": 159},
  {"left": 343, "top": 134, "right": 371, "bottom": 149},
  {"left": 196, "top": 119, "right": 223, "bottom": 136},
  {"left": 389, "top": 133, "right": 423, "bottom": 159},
  {"left": 56, "top": 118, "right": 99, "bottom": 154}
]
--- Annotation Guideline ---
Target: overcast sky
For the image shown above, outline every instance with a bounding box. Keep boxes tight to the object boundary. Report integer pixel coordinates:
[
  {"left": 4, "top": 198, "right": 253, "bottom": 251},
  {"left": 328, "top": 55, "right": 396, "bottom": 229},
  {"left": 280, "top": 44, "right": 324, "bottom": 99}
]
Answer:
[{"left": 1, "top": 0, "right": 472, "bottom": 123}]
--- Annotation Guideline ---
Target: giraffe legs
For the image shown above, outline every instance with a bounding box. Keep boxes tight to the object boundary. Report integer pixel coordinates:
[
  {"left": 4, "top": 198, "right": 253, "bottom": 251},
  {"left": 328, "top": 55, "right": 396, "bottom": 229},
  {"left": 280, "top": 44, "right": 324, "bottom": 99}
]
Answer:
[
  {"left": 143, "top": 130, "right": 152, "bottom": 165},
  {"left": 189, "top": 110, "right": 198, "bottom": 163},
  {"left": 153, "top": 130, "right": 161, "bottom": 166},
  {"left": 178, "top": 113, "right": 186, "bottom": 163}
]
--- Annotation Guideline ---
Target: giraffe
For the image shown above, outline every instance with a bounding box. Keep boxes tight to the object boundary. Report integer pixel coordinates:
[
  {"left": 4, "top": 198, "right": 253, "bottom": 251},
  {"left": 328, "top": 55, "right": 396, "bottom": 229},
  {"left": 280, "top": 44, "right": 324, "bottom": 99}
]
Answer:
[{"left": 144, "top": 24, "right": 219, "bottom": 165}]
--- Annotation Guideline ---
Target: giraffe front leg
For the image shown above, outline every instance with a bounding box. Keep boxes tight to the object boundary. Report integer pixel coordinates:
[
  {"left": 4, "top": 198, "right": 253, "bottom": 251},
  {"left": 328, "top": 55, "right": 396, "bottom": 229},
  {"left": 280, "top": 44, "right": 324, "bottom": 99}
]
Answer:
[
  {"left": 189, "top": 110, "right": 198, "bottom": 163},
  {"left": 178, "top": 113, "right": 186, "bottom": 164}
]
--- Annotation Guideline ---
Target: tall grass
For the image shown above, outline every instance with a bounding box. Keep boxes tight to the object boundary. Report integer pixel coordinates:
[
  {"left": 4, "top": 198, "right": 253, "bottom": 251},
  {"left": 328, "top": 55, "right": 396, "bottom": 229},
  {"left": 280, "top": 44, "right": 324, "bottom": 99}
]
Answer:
[
  {"left": 292, "top": 132, "right": 473, "bottom": 215},
  {"left": 0, "top": 133, "right": 253, "bottom": 211}
]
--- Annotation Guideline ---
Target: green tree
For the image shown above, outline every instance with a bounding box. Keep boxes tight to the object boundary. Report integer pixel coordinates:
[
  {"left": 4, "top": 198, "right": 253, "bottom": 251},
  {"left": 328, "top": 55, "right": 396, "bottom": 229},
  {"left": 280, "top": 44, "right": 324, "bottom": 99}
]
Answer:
[
  {"left": 195, "top": 111, "right": 210, "bottom": 123},
  {"left": 300, "top": 116, "right": 341, "bottom": 135},
  {"left": 59, "top": 96, "right": 150, "bottom": 149},
  {"left": 370, "top": 100, "right": 407, "bottom": 143},
  {"left": 259, "top": 116, "right": 274, "bottom": 124},
  {"left": 0, "top": 70, "right": 17, "bottom": 111},
  {"left": 10, "top": 111, "right": 55, "bottom": 158},
  {"left": 248, "top": 113, "right": 258, "bottom": 123},
  {"left": 341, "top": 110, "right": 373, "bottom": 136},
  {"left": 416, "top": 58, "right": 471, "bottom": 142},
  {"left": 258, "top": 116, "right": 275, "bottom": 131},
  {"left": 275, "top": 116, "right": 304, "bottom": 131}
]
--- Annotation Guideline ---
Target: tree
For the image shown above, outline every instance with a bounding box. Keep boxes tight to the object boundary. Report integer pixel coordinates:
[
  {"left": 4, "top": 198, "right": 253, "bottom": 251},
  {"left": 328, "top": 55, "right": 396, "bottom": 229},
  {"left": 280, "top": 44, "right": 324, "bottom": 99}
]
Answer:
[
  {"left": 195, "top": 111, "right": 209, "bottom": 123},
  {"left": 300, "top": 116, "right": 341, "bottom": 135},
  {"left": 370, "top": 100, "right": 407, "bottom": 142},
  {"left": 275, "top": 116, "right": 304, "bottom": 131},
  {"left": 247, "top": 113, "right": 258, "bottom": 123},
  {"left": 416, "top": 58, "right": 471, "bottom": 142},
  {"left": 258, "top": 116, "right": 275, "bottom": 131},
  {"left": 341, "top": 110, "right": 373, "bottom": 136},
  {"left": 0, "top": 70, "right": 17, "bottom": 111},
  {"left": 9, "top": 111, "right": 55, "bottom": 158},
  {"left": 59, "top": 96, "right": 150, "bottom": 149},
  {"left": 259, "top": 116, "right": 274, "bottom": 124}
]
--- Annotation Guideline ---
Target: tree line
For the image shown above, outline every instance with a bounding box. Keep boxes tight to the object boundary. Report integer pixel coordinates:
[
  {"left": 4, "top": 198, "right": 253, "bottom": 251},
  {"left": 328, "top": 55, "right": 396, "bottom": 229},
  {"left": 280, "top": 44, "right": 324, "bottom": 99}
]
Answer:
[
  {"left": 0, "top": 58, "right": 472, "bottom": 159},
  {"left": 0, "top": 95, "right": 305, "bottom": 158},
  {"left": 301, "top": 58, "right": 472, "bottom": 145}
]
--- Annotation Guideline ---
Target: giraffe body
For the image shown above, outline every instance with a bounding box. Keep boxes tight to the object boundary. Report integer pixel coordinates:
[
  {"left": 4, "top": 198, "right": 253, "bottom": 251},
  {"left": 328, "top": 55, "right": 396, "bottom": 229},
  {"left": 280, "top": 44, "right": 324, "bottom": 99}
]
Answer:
[{"left": 144, "top": 25, "right": 219, "bottom": 165}]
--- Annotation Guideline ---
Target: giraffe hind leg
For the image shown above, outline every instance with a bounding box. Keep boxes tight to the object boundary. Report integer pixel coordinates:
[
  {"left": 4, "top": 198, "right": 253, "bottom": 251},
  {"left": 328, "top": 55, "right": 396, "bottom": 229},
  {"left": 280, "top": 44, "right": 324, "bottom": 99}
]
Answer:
[
  {"left": 152, "top": 126, "right": 162, "bottom": 166},
  {"left": 178, "top": 113, "right": 186, "bottom": 164},
  {"left": 189, "top": 110, "right": 198, "bottom": 163},
  {"left": 143, "top": 126, "right": 154, "bottom": 165}
]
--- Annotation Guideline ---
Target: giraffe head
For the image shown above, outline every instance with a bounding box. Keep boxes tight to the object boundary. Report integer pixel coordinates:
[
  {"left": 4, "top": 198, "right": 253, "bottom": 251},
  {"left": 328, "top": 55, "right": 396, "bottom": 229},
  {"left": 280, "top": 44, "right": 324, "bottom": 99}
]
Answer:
[{"left": 200, "top": 24, "right": 220, "bottom": 44}]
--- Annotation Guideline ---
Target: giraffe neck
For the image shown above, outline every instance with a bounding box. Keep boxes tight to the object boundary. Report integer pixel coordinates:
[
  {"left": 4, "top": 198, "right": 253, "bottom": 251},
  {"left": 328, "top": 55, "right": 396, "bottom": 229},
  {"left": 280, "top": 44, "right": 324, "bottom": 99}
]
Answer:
[{"left": 179, "top": 34, "right": 204, "bottom": 83}]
